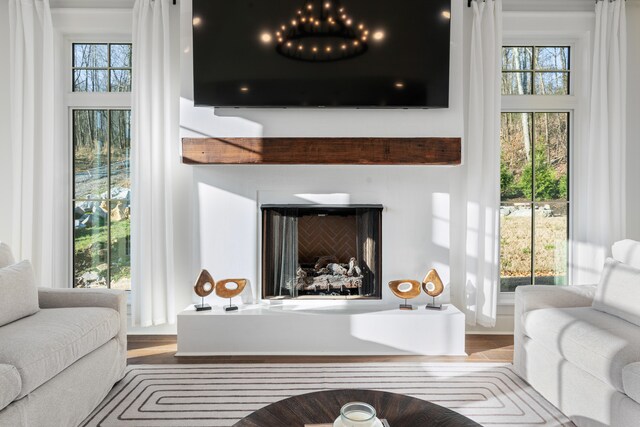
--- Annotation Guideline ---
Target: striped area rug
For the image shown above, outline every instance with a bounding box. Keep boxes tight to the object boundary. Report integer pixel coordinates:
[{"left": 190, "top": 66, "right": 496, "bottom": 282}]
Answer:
[{"left": 82, "top": 363, "right": 574, "bottom": 427}]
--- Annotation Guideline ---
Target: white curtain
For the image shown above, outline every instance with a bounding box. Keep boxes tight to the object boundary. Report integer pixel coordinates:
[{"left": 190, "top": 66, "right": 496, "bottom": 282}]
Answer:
[
  {"left": 8, "top": 0, "right": 63, "bottom": 287},
  {"left": 131, "top": 0, "right": 177, "bottom": 326},
  {"left": 574, "top": 0, "right": 627, "bottom": 284},
  {"left": 462, "top": 0, "right": 502, "bottom": 327}
]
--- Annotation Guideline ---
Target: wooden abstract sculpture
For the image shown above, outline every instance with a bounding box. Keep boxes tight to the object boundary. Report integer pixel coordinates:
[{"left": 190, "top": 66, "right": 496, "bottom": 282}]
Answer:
[
  {"left": 193, "top": 269, "right": 215, "bottom": 311},
  {"left": 215, "top": 279, "right": 248, "bottom": 312},
  {"left": 422, "top": 269, "right": 445, "bottom": 310},
  {"left": 388, "top": 280, "right": 422, "bottom": 310}
]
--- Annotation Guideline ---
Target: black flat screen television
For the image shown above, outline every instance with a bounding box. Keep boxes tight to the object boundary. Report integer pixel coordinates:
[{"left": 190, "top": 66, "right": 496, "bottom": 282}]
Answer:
[{"left": 192, "top": 0, "right": 451, "bottom": 108}]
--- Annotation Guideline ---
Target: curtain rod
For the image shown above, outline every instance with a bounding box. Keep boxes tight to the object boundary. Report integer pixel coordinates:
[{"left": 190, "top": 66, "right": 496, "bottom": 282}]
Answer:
[{"left": 467, "top": 0, "right": 623, "bottom": 6}]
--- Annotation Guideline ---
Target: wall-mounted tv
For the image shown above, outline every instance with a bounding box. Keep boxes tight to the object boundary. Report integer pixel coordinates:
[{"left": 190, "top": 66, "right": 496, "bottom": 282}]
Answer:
[{"left": 192, "top": 0, "right": 451, "bottom": 108}]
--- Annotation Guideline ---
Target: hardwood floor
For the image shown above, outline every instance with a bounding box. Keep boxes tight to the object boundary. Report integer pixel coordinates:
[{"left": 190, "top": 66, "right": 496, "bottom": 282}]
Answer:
[{"left": 127, "top": 335, "right": 514, "bottom": 365}]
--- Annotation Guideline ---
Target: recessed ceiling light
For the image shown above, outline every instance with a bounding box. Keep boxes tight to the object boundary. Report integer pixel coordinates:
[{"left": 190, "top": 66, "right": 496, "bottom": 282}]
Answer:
[
  {"left": 442, "top": 10, "right": 451, "bottom": 19},
  {"left": 373, "top": 31, "right": 385, "bottom": 41},
  {"left": 192, "top": 16, "right": 202, "bottom": 27},
  {"left": 395, "top": 82, "right": 405, "bottom": 89},
  {"left": 240, "top": 86, "right": 249, "bottom": 93}
]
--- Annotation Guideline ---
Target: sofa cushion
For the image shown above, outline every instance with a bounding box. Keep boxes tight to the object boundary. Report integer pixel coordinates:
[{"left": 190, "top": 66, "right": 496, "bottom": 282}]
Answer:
[
  {"left": 523, "top": 306, "right": 640, "bottom": 392},
  {"left": 0, "top": 260, "right": 39, "bottom": 327},
  {"left": 613, "top": 240, "right": 640, "bottom": 270},
  {"left": 0, "top": 364, "right": 21, "bottom": 410},
  {"left": 593, "top": 258, "right": 640, "bottom": 326},
  {"left": 623, "top": 362, "right": 640, "bottom": 405},
  {"left": 0, "top": 307, "right": 120, "bottom": 398},
  {"left": 0, "top": 242, "right": 15, "bottom": 268}
]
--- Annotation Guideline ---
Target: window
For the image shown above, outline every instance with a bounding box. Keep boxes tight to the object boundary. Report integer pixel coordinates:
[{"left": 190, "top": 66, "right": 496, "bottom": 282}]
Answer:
[
  {"left": 72, "top": 43, "right": 132, "bottom": 92},
  {"left": 500, "top": 46, "right": 571, "bottom": 292},
  {"left": 502, "top": 46, "right": 570, "bottom": 95},
  {"left": 71, "top": 43, "right": 132, "bottom": 290}
]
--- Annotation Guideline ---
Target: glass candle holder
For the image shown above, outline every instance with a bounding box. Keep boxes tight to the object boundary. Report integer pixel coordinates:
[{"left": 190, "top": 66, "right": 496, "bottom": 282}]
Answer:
[{"left": 340, "top": 402, "right": 377, "bottom": 427}]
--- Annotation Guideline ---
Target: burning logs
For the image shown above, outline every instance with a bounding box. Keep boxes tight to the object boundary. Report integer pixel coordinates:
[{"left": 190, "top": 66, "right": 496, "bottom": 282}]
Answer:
[{"left": 295, "top": 256, "right": 364, "bottom": 292}]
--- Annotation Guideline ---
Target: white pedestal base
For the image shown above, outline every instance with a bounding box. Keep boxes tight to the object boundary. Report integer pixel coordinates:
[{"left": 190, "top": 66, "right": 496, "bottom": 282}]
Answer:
[{"left": 177, "top": 304, "right": 466, "bottom": 356}]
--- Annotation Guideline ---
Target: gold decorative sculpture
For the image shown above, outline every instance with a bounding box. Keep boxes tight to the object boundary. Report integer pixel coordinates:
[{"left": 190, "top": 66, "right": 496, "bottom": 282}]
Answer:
[
  {"left": 422, "top": 269, "right": 444, "bottom": 310},
  {"left": 388, "top": 280, "right": 421, "bottom": 310},
  {"left": 215, "top": 279, "right": 248, "bottom": 312},
  {"left": 193, "top": 269, "right": 215, "bottom": 311}
]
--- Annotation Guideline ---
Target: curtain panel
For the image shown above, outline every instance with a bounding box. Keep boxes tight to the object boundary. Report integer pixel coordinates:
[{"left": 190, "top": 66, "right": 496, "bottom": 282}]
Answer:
[
  {"left": 574, "top": 0, "right": 627, "bottom": 284},
  {"left": 8, "top": 0, "right": 65, "bottom": 287},
  {"left": 460, "top": 0, "right": 503, "bottom": 327},
  {"left": 131, "top": 0, "right": 178, "bottom": 326}
]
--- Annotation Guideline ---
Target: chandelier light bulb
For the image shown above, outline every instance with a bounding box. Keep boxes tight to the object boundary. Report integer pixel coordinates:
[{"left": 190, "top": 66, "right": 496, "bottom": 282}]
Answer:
[
  {"left": 373, "top": 31, "right": 385, "bottom": 41},
  {"left": 192, "top": 16, "right": 202, "bottom": 27},
  {"left": 260, "top": 33, "right": 272, "bottom": 43},
  {"left": 442, "top": 10, "right": 451, "bottom": 19}
]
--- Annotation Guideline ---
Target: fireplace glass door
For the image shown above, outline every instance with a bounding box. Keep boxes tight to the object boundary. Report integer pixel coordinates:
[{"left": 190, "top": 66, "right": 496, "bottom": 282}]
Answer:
[{"left": 262, "top": 205, "right": 382, "bottom": 299}]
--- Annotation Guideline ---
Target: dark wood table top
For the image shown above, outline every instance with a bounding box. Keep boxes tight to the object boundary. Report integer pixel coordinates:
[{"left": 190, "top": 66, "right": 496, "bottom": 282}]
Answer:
[{"left": 233, "top": 389, "right": 481, "bottom": 427}]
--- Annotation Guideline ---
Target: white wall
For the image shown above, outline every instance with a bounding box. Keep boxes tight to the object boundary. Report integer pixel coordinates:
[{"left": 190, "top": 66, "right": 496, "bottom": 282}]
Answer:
[{"left": 0, "top": 1, "right": 13, "bottom": 245}]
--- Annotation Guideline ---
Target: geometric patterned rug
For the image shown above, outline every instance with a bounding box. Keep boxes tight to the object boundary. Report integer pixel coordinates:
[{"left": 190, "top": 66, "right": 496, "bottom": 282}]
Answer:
[{"left": 81, "top": 363, "right": 574, "bottom": 427}]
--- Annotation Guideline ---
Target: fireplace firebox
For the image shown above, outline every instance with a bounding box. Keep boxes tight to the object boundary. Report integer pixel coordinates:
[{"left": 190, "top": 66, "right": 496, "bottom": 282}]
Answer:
[{"left": 261, "top": 205, "right": 382, "bottom": 300}]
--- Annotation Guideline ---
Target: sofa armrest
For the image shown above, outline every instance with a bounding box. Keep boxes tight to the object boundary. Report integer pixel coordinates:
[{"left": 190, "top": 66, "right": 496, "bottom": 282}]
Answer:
[
  {"left": 513, "top": 285, "right": 597, "bottom": 376},
  {"left": 38, "top": 287, "right": 126, "bottom": 313},
  {"left": 37, "top": 288, "right": 127, "bottom": 357},
  {"left": 515, "top": 284, "right": 597, "bottom": 316}
]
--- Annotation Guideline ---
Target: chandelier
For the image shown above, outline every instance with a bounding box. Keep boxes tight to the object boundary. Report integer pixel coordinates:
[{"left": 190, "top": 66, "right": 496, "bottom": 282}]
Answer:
[{"left": 265, "top": 0, "right": 379, "bottom": 62}]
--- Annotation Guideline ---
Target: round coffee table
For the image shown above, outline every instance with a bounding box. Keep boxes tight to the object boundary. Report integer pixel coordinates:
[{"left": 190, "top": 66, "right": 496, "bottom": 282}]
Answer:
[{"left": 233, "top": 389, "right": 481, "bottom": 426}]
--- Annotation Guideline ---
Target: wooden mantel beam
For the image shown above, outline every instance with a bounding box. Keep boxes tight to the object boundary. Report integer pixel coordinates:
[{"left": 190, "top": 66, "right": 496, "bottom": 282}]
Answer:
[{"left": 181, "top": 137, "right": 461, "bottom": 165}]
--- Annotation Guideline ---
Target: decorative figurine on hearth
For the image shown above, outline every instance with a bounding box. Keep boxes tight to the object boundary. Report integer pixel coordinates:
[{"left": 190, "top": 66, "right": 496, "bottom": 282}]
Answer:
[
  {"left": 193, "top": 269, "right": 215, "bottom": 311},
  {"left": 422, "top": 269, "right": 445, "bottom": 310},
  {"left": 388, "top": 280, "right": 422, "bottom": 310},
  {"left": 215, "top": 279, "right": 248, "bottom": 312}
]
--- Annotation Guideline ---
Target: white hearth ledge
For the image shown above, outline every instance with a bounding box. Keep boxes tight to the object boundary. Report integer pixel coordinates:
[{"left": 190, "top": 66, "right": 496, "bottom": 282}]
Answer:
[{"left": 176, "top": 304, "right": 465, "bottom": 356}]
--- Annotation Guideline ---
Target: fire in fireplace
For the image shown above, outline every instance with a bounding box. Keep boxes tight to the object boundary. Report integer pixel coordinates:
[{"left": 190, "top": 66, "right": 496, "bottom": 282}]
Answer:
[{"left": 261, "top": 205, "right": 382, "bottom": 299}]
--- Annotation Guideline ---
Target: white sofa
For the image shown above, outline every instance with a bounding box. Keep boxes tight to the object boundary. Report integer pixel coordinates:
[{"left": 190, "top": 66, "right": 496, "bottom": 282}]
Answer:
[
  {"left": 515, "top": 240, "right": 640, "bottom": 427},
  {"left": 0, "top": 244, "right": 127, "bottom": 426}
]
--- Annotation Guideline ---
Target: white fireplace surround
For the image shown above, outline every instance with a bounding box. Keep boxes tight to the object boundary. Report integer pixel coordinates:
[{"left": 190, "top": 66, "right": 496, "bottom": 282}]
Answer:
[
  {"left": 195, "top": 190, "right": 452, "bottom": 309},
  {"left": 178, "top": 191, "right": 465, "bottom": 356}
]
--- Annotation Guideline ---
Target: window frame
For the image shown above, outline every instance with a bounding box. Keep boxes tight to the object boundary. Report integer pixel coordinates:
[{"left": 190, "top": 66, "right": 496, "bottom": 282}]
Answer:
[
  {"left": 498, "top": 28, "right": 589, "bottom": 305},
  {"left": 64, "top": 36, "right": 132, "bottom": 290}
]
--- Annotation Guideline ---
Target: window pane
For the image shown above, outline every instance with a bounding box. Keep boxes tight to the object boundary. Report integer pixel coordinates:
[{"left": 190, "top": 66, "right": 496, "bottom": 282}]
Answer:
[
  {"left": 534, "top": 202, "right": 568, "bottom": 285},
  {"left": 74, "top": 110, "right": 109, "bottom": 199},
  {"left": 73, "top": 69, "right": 108, "bottom": 92},
  {"left": 533, "top": 112, "right": 569, "bottom": 202},
  {"left": 502, "top": 72, "right": 533, "bottom": 95},
  {"left": 110, "top": 44, "right": 132, "bottom": 68},
  {"left": 110, "top": 70, "right": 131, "bottom": 92},
  {"left": 110, "top": 201, "right": 131, "bottom": 290},
  {"left": 535, "top": 47, "right": 569, "bottom": 71},
  {"left": 501, "top": 112, "right": 533, "bottom": 202},
  {"left": 74, "top": 201, "right": 109, "bottom": 288},
  {"left": 502, "top": 47, "right": 533, "bottom": 70},
  {"left": 73, "top": 44, "right": 108, "bottom": 68},
  {"left": 534, "top": 72, "right": 569, "bottom": 95},
  {"left": 110, "top": 110, "right": 131, "bottom": 199},
  {"left": 500, "top": 203, "right": 533, "bottom": 292}
]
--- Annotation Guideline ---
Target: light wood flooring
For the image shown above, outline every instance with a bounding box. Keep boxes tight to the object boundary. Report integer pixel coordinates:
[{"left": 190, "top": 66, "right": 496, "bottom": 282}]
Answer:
[{"left": 127, "top": 335, "right": 514, "bottom": 365}]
